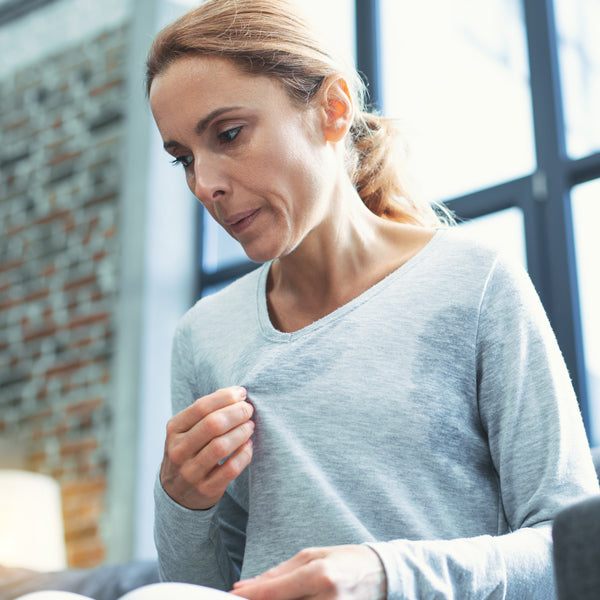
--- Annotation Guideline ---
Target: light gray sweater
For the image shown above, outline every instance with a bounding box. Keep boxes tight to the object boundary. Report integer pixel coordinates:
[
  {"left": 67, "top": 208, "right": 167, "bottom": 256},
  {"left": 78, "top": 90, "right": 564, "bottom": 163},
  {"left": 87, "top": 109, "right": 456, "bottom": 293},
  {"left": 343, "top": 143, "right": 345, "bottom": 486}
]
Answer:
[{"left": 154, "top": 229, "right": 599, "bottom": 599}]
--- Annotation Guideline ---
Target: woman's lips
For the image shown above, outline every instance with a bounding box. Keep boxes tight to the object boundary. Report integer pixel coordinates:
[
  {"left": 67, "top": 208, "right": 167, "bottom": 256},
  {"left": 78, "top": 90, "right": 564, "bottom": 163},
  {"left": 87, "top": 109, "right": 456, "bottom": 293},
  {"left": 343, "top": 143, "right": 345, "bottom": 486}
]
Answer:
[{"left": 227, "top": 208, "right": 261, "bottom": 234}]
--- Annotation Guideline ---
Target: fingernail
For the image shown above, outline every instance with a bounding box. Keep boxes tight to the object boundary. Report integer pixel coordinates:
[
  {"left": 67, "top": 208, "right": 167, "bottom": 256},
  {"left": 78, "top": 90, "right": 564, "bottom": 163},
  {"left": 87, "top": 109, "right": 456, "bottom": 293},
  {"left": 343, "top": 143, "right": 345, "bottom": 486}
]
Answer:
[{"left": 236, "top": 387, "right": 247, "bottom": 400}]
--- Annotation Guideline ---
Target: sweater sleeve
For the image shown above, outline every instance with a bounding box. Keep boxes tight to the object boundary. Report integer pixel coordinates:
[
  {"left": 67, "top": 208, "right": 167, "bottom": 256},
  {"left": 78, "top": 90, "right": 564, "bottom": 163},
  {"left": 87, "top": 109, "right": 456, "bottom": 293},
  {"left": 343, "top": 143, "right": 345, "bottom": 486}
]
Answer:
[
  {"left": 153, "top": 319, "right": 248, "bottom": 590},
  {"left": 368, "top": 255, "right": 599, "bottom": 599}
]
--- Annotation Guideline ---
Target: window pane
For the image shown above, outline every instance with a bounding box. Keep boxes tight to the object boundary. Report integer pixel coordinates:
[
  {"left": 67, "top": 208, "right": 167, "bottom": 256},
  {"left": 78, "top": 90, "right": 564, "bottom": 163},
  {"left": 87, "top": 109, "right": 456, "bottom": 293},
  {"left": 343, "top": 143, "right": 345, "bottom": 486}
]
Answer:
[
  {"left": 380, "top": 0, "right": 535, "bottom": 203},
  {"left": 202, "top": 280, "right": 236, "bottom": 298},
  {"left": 554, "top": 0, "right": 600, "bottom": 159},
  {"left": 458, "top": 207, "right": 527, "bottom": 269},
  {"left": 291, "top": 0, "right": 355, "bottom": 63},
  {"left": 572, "top": 180, "right": 600, "bottom": 445}
]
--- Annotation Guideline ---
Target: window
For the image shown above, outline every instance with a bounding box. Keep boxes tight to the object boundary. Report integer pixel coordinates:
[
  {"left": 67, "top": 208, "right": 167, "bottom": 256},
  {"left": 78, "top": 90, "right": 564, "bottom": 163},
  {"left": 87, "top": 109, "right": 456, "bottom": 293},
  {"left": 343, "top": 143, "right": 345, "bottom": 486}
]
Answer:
[
  {"left": 554, "top": 0, "right": 600, "bottom": 158},
  {"left": 572, "top": 180, "right": 600, "bottom": 444},
  {"left": 459, "top": 207, "right": 527, "bottom": 269},
  {"left": 380, "top": 0, "right": 535, "bottom": 202}
]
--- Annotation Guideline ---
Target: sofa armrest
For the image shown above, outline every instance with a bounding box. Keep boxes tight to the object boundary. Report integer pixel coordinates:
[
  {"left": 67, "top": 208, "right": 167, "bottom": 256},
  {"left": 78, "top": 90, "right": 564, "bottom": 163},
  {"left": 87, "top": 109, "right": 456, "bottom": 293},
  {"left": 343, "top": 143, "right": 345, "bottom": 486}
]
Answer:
[{"left": 553, "top": 494, "right": 600, "bottom": 600}]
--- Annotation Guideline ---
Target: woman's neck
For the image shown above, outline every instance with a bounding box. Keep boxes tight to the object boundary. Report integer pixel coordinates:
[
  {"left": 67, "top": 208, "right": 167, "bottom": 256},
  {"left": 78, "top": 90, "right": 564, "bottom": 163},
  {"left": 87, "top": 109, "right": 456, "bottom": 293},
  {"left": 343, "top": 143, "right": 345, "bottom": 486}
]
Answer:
[{"left": 266, "top": 188, "right": 436, "bottom": 332}]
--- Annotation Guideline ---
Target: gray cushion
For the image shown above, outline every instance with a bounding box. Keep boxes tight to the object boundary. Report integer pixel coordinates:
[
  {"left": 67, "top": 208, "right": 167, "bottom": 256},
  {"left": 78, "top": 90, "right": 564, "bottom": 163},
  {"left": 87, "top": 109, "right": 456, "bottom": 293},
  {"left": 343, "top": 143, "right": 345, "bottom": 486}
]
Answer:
[
  {"left": 552, "top": 446, "right": 600, "bottom": 600},
  {"left": 553, "top": 494, "right": 600, "bottom": 600}
]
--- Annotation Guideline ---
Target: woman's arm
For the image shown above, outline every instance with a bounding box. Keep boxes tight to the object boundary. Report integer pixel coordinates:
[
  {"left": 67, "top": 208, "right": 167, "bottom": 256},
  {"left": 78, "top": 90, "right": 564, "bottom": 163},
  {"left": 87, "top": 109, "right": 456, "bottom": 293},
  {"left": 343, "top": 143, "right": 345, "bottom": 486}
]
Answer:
[
  {"left": 154, "top": 322, "right": 251, "bottom": 589},
  {"left": 154, "top": 473, "right": 248, "bottom": 589}
]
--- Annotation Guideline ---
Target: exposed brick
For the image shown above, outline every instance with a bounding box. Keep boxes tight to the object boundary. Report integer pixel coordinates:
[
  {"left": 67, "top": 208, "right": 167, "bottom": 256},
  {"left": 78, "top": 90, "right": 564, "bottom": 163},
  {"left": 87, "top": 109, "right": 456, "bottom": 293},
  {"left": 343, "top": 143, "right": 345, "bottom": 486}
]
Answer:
[
  {"left": 103, "top": 226, "right": 116, "bottom": 239},
  {"left": 20, "top": 407, "right": 53, "bottom": 423},
  {"left": 6, "top": 224, "right": 26, "bottom": 237},
  {"left": 33, "top": 208, "right": 71, "bottom": 226},
  {"left": 92, "top": 250, "right": 107, "bottom": 262},
  {"left": 23, "top": 288, "right": 51, "bottom": 303},
  {"left": 60, "top": 437, "right": 98, "bottom": 457},
  {"left": 51, "top": 421, "right": 70, "bottom": 438},
  {"left": 45, "top": 136, "right": 74, "bottom": 150},
  {"left": 68, "top": 336, "right": 95, "bottom": 349},
  {"left": 45, "top": 359, "right": 93, "bottom": 379},
  {"left": 0, "top": 258, "right": 24, "bottom": 273},
  {"left": 64, "top": 312, "right": 110, "bottom": 330},
  {"left": 3, "top": 116, "right": 30, "bottom": 132},
  {"left": 40, "top": 263, "right": 58, "bottom": 277},
  {"left": 89, "top": 78, "right": 123, "bottom": 97},
  {"left": 63, "top": 275, "right": 97, "bottom": 292},
  {"left": 85, "top": 193, "right": 116, "bottom": 208},
  {"left": 23, "top": 324, "right": 58, "bottom": 343},
  {"left": 66, "top": 397, "right": 103, "bottom": 417},
  {"left": 48, "top": 151, "right": 82, "bottom": 166},
  {"left": 1, "top": 23, "right": 128, "bottom": 569},
  {"left": 29, "top": 450, "right": 47, "bottom": 466},
  {"left": 67, "top": 543, "right": 106, "bottom": 569},
  {"left": 0, "top": 297, "right": 19, "bottom": 311},
  {"left": 62, "top": 477, "right": 107, "bottom": 499}
]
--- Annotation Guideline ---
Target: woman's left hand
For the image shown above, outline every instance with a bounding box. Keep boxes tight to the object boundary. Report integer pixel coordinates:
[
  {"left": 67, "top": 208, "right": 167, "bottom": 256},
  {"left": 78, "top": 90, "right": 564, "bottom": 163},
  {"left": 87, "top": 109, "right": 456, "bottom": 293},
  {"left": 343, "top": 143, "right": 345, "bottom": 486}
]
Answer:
[{"left": 230, "top": 545, "right": 387, "bottom": 600}]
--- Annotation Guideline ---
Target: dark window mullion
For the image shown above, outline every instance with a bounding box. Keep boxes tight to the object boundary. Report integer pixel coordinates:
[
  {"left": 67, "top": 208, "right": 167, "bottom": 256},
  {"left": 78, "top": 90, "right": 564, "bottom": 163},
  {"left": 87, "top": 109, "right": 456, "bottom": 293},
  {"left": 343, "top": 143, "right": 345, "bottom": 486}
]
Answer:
[
  {"left": 445, "top": 176, "right": 531, "bottom": 221},
  {"left": 202, "top": 262, "right": 259, "bottom": 289},
  {"left": 568, "top": 151, "right": 600, "bottom": 187},
  {"left": 523, "top": 0, "right": 590, "bottom": 432},
  {"left": 355, "top": 0, "right": 382, "bottom": 112}
]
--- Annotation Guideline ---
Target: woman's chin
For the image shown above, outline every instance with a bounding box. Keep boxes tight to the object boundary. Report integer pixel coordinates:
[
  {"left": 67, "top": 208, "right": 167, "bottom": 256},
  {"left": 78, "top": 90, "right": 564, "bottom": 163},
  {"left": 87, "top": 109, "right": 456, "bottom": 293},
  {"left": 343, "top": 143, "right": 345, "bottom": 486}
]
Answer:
[{"left": 241, "top": 243, "right": 281, "bottom": 265}]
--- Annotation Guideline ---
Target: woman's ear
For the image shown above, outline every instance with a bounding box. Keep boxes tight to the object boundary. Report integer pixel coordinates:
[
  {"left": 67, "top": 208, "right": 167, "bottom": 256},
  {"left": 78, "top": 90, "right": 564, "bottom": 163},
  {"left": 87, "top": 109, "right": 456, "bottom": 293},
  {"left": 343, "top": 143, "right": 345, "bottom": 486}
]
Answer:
[{"left": 319, "top": 75, "right": 354, "bottom": 143}]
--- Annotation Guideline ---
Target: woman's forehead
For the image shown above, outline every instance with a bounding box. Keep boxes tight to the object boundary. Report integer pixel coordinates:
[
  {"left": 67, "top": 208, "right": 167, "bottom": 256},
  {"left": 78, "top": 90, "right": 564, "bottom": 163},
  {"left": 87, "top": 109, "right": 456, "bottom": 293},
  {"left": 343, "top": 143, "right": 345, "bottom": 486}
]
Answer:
[{"left": 150, "top": 55, "right": 286, "bottom": 109}]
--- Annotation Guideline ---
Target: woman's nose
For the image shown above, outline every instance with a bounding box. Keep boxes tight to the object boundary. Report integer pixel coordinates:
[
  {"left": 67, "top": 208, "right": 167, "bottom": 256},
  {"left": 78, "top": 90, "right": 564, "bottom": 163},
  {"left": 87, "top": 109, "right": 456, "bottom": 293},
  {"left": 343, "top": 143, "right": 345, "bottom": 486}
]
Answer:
[{"left": 191, "top": 159, "right": 229, "bottom": 203}]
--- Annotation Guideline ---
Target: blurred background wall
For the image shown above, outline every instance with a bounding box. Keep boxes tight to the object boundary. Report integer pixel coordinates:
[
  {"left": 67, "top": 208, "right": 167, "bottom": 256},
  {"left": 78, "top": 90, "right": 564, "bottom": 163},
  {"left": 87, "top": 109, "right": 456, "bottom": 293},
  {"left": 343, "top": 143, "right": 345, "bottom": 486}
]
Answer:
[
  {"left": 1, "top": 0, "right": 132, "bottom": 568},
  {"left": 0, "top": 0, "right": 198, "bottom": 568}
]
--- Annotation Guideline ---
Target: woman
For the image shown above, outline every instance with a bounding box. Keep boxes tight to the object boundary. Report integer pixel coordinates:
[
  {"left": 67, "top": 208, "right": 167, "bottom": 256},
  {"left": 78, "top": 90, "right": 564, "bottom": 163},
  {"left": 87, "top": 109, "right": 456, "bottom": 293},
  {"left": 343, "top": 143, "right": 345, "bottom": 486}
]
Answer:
[{"left": 147, "top": 1, "right": 598, "bottom": 598}]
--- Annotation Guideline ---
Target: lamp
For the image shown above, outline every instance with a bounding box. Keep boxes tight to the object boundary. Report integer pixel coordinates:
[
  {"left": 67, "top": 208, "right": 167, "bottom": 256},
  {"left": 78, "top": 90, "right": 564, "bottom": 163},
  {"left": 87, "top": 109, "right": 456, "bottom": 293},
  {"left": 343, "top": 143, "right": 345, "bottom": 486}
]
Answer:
[{"left": 0, "top": 470, "right": 67, "bottom": 571}]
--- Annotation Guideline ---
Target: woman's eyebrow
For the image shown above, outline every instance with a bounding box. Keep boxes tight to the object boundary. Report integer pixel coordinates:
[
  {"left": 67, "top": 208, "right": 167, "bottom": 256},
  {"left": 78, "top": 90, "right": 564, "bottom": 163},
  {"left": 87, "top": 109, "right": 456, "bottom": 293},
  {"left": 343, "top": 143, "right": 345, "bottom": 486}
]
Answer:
[{"left": 163, "top": 106, "right": 243, "bottom": 150}]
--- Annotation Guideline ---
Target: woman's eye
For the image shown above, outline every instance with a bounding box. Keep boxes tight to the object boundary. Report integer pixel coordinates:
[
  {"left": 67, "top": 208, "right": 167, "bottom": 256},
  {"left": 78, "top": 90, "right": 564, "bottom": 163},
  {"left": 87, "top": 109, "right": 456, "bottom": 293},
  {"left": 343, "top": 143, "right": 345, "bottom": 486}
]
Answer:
[
  {"left": 218, "top": 126, "right": 242, "bottom": 143},
  {"left": 170, "top": 155, "right": 193, "bottom": 168}
]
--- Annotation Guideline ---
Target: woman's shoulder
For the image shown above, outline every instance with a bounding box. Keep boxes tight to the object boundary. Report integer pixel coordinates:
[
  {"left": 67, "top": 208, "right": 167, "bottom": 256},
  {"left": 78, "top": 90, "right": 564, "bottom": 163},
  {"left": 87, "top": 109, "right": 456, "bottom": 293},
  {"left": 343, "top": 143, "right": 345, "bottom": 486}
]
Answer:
[
  {"left": 434, "top": 225, "right": 506, "bottom": 260},
  {"left": 406, "top": 225, "right": 532, "bottom": 304},
  {"left": 414, "top": 226, "right": 506, "bottom": 278}
]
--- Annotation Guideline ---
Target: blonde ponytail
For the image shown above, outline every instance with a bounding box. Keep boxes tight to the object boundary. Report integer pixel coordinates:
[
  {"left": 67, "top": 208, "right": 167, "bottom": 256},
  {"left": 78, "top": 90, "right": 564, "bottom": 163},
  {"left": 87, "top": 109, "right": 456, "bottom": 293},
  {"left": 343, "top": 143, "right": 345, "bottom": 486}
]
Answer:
[{"left": 349, "top": 112, "right": 451, "bottom": 226}]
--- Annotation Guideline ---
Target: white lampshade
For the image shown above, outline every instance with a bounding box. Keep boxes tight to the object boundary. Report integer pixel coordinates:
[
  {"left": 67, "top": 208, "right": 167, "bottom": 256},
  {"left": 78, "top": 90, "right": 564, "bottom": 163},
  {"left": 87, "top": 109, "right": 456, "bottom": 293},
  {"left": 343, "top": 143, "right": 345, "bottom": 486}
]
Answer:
[{"left": 0, "top": 470, "right": 67, "bottom": 571}]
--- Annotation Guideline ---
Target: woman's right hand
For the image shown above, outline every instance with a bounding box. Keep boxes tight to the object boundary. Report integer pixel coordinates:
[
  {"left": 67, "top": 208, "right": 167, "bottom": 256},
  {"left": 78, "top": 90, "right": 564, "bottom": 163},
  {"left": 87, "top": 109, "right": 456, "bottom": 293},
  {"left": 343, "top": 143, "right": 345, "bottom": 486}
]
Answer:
[{"left": 160, "top": 386, "right": 255, "bottom": 510}]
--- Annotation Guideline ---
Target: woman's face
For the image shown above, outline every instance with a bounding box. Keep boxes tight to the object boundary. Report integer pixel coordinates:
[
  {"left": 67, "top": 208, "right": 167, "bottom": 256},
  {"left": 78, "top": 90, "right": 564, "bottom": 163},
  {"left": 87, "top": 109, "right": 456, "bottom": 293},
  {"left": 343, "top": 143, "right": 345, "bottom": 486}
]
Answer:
[{"left": 149, "top": 56, "right": 337, "bottom": 263}]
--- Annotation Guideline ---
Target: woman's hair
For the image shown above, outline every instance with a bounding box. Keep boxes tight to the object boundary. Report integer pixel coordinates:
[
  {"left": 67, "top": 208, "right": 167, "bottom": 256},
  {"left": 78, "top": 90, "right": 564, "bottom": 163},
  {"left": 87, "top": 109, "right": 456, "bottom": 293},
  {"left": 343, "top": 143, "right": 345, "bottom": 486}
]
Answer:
[{"left": 146, "top": 0, "right": 451, "bottom": 227}]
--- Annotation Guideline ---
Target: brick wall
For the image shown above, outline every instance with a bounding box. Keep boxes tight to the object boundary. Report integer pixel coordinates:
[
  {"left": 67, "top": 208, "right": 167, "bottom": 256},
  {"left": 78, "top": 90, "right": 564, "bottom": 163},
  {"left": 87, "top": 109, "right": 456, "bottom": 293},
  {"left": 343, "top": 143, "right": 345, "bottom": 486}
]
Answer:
[{"left": 0, "top": 24, "right": 129, "bottom": 568}]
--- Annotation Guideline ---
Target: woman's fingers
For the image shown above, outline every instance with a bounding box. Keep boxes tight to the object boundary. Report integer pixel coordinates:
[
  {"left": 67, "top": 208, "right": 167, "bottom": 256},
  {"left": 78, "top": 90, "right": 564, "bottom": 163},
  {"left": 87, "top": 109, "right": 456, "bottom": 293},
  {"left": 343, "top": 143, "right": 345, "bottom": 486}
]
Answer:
[
  {"left": 232, "top": 551, "right": 329, "bottom": 600},
  {"left": 169, "top": 386, "right": 248, "bottom": 433},
  {"left": 198, "top": 434, "right": 255, "bottom": 501},
  {"left": 160, "top": 386, "right": 255, "bottom": 509},
  {"left": 169, "top": 397, "right": 254, "bottom": 466},
  {"left": 231, "top": 546, "right": 387, "bottom": 600}
]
